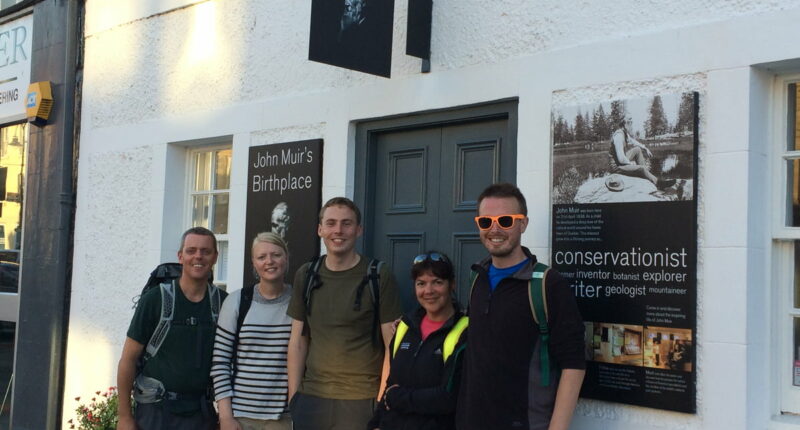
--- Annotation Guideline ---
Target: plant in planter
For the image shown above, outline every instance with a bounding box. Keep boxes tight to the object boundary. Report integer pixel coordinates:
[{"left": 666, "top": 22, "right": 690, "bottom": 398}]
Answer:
[{"left": 69, "top": 386, "right": 130, "bottom": 430}]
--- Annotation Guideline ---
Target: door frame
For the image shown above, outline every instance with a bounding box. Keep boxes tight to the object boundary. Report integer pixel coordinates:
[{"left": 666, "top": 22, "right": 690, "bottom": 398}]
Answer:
[{"left": 353, "top": 98, "right": 519, "bottom": 255}]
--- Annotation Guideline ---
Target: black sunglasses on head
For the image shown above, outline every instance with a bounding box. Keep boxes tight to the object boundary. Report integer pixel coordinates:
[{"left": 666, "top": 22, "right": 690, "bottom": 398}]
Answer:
[{"left": 412, "top": 252, "right": 446, "bottom": 265}]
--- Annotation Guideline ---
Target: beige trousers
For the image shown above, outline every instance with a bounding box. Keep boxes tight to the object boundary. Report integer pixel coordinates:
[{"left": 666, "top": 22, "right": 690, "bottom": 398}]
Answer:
[{"left": 237, "top": 414, "right": 292, "bottom": 430}]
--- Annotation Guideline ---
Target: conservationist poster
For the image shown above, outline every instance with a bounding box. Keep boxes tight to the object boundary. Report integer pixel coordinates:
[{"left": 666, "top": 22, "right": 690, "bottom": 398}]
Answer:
[
  {"left": 244, "top": 139, "right": 323, "bottom": 287},
  {"left": 550, "top": 93, "right": 698, "bottom": 413}
]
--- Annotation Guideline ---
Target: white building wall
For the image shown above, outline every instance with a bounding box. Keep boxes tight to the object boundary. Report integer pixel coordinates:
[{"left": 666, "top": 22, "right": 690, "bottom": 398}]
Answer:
[{"left": 63, "top": 0, "right": 800, "bottom": 428}]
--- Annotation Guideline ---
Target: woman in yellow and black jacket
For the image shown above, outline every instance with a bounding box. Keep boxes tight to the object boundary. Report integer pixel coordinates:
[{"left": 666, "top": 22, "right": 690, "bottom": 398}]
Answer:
[{"left": 367, "top": 252, "right": 467, "bottom": 430}]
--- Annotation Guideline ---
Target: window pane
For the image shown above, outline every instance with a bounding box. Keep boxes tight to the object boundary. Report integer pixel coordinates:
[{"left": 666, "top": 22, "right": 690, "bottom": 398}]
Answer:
[
  {"left": 795, "top": 242, "right": 800, "bottom": 308},
  {"left": 212, "top": 194, "right": 228, "bottom": 234},
  {"left": 215, "top": 240, "right": 228, "bottom": 283},
  {"left": 795, "top": 317, "right": 800, "bottom": 386},
  {"left": 0, "top": 321, "right": 13, "bottom": 427},
  {"left": 192, "top": 195, "right": 210, "bottom": 228},
  {"left": 193, "top": 152, "right": 212, "bottom": 191},
  {"left": 787, "top": 159, "right": 800, "bottom": 226},
  {"left": 0, "top": 124, "right": 25, "bottom": 294},
  {"left": 790, "top": 84, "right": 799, "bottom": 151},
  {"left": 215, "top": 149, "right": 231, "bottom": 190}
]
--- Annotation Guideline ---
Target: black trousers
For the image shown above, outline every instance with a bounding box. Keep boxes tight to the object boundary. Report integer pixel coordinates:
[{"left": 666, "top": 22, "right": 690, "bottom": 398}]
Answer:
[{"left": 134, "top": 400, "right": 216, "bottom": 430}]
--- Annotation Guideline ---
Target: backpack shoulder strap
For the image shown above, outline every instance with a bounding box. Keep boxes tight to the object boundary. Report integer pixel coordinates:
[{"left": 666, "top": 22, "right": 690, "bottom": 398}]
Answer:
[
  {"left": 232, "top": 284, "right": 255, "bottom": 377},
  {"left": 208, "top": 283, "right": 221, "bottom": 323},
  {"left": 303, "top": 256, "right": 325, "bottom": 315},
  {"left": 528, "top": 262, "right": 550, "bottom": 325},
  {"left": 367, "top": 259, "right": 382, "bottom": 304},
  {"left": 145, "top": 280, "right": 177, "bottom": 360},
  {"left": 528, "top": 261, "right": 552, "bottom": 387},
  {"left": 366, "top": 259, "right": 382, "bottom": 345},
  {"left": 236, "top": 285, "right": 255, "bottom": 334},
  {"left": 392, "top": 320, "right": 410, "bottom": 358},
  {"left": 442, "top": 316, "right": 469, "bottom": 363}
]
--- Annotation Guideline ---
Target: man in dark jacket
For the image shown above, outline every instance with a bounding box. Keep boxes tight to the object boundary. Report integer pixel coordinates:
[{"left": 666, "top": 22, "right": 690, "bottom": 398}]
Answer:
[{"left": 457, "top": 183, "right": 586, "bottom": 430}]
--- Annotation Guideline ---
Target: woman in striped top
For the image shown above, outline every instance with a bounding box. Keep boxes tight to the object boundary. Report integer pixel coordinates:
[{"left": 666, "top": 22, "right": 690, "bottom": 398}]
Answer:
[{"left": 212, "top": 232, "right": 293, "bottom": 430}]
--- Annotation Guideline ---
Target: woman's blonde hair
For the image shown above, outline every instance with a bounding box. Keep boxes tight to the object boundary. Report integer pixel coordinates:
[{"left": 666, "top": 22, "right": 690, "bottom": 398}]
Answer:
[{"left": 251, "top": 232, "right": 289, "bottom": 256}]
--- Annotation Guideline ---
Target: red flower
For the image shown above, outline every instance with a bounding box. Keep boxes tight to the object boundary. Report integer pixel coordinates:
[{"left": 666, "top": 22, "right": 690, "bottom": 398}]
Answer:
[{"left": 74, "top": 396, "right": 80, "bottom": 401}]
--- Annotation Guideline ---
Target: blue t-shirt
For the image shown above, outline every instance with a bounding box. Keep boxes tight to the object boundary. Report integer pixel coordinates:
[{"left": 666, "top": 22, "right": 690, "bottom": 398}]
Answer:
[{"left": 488, "top": 258, "right": 529, "bottom": 292}]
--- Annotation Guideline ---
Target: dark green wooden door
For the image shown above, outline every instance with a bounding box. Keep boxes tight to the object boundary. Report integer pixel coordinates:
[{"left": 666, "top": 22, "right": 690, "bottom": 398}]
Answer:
[{"left": 369, "top": 117, "right": 515, "bottom": 312}]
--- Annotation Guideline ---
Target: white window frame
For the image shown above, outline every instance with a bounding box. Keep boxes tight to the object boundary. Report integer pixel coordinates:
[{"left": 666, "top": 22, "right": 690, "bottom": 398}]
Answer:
[
  {"left": 770, "top": 73, "right": 800, "bottom": 416},
  {"left": 185, "top": 144, "right": 231, "bottom": 288}
]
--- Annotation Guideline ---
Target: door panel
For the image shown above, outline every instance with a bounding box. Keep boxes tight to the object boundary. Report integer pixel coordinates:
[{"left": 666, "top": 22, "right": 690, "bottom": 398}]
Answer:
[
  {"left": 373, "top": 127, "right": 441, "bottom": 311},
  {"left": 438, "top": 119, "right": 509, "bottom": 306},
  {"left": 370, "top": 117, "right": 514, "bottom": 312}
]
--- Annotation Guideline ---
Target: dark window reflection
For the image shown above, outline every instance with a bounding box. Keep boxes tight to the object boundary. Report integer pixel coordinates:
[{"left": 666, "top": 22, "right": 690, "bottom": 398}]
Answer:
[
  {"left": 795, "top": 242, "right": 800, "bottom": 309},
  {"left": 789, "top": 84, "right": 800, "bottom": 225},
  {"left": 0, "top": 124, "right": 25, "bottom": 294},
  {"left": 0, "top": 321, "right": 14, "bottom": 429},
  {"left": 794, "top": 317, "right": 800, "bottom": 387}
]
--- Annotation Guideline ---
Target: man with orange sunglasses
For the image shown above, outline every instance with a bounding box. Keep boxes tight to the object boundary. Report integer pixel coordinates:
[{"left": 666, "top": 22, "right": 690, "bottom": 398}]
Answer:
[{"left": 456, "top": 183, "right": 586, "bottom": 430}]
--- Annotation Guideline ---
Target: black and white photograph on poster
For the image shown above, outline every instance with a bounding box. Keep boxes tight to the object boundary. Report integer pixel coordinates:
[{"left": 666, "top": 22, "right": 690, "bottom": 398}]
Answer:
[
  {"left": 552, "top": 93, "right": 696, "bottom": 204},
  {"left": 551, "top": 92, "right": 699, "bottom": 413},
  {"left": 244, "top": 139, "right": 323, "bottom": 287},
  {"left": 308, "top": 0, "right": 395, "bottom": 78}
]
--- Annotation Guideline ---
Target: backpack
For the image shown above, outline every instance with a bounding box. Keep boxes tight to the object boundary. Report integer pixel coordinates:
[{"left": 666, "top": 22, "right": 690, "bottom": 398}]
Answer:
[
  {"left": 468, "top": 261, "right": 553, "bottom": 386},
  {"left": 138, "top": 262, "right": 222, "bottom": 366},
  {"left": 303, "top": 255, "right": 384, "bottom": 345}
]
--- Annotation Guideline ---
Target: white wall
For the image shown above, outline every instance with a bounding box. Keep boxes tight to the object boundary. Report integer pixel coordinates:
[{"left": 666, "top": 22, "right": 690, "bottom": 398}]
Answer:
[{"left": 64, "top": 0, "right": 800, "bottom": 428}]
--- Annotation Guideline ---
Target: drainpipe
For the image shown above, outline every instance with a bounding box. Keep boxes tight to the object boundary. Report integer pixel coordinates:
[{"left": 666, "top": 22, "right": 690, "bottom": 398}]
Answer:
[{"left": 9, "top": 0, "right": 82, "bottom": 428}]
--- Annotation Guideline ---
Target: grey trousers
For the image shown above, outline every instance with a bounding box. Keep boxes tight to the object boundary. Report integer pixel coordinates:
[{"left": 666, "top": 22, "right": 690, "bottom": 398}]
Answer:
[
  {"left": 134, "top": 401, "right": 216, "bottom": 430},
  {"left": 290, "top": 392, "right": 376, "bottom": 430}
]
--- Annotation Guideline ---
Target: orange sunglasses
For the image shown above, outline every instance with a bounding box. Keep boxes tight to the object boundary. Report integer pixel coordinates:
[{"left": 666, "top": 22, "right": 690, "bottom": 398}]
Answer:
[{"left": 474, "top": 214, "right": 525, "bottom": 230}]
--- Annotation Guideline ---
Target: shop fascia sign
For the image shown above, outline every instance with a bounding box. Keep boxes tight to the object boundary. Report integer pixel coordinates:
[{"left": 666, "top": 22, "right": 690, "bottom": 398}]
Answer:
[{"left": 0, "top": 14, "right": 31, "bottom": 124}]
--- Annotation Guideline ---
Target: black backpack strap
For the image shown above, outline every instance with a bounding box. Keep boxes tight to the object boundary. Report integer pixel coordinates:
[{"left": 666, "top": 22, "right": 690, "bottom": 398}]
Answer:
[
  {"left": 353, "top": 259, "right": 379, "bottom": 310},
  {"left": 368, "top": 259, "right": 382, "bottom": 345},
  {"left": 232, "top": 284, "right": 255, "bottom": 377},
  {"left": 236, "top": 285, "right": 255, "bottom": 334},
  {"left": 352, "top": 259, "right": 382, "bottom": 345},
  {"left": 303, "top": 256, "right": 325, "bottom": 316}
]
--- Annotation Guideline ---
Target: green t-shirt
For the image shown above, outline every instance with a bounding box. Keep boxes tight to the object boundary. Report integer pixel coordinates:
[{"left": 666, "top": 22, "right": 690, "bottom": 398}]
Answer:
[
  {"left": 288, "top": 255, "right": 402, "bottom": 400},
  {"left": 127, "top": 281, "right": 226, "bottom": 414}
]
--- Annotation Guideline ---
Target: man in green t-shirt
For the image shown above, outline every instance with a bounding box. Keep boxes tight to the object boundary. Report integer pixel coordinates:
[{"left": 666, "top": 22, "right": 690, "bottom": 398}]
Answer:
[
  {"left": 116, "top": 227, "right": 227, "bottom": 430},
  {"left": 287, "top": 197, "right": 402, "bottom": 430}
]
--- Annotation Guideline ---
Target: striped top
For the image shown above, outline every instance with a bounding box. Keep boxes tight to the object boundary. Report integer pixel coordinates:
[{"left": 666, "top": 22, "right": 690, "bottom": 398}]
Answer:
[{"left": 211, "top": 285, "right": 292, "bottom": 420}]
